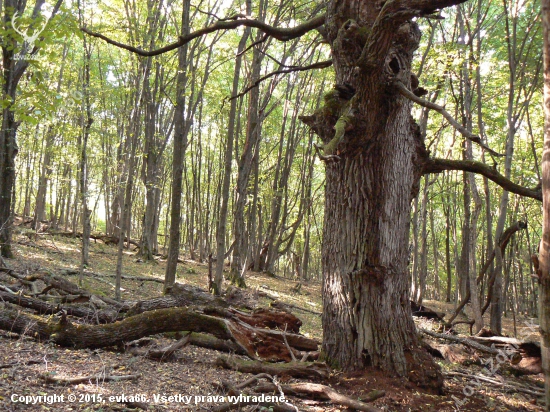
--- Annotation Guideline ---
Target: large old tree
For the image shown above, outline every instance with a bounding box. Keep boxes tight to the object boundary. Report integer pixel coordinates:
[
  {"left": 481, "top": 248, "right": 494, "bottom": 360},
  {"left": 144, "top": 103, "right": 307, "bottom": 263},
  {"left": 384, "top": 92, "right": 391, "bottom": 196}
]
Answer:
[
  {"left": 77, "top": 0, "right": 544, "bottom": 389},
  {"left": 300, "top": 0, "right": 540, "bottom": 389},
  {"left": 305, "top": 0, "right": 456, "bottom": 382}
]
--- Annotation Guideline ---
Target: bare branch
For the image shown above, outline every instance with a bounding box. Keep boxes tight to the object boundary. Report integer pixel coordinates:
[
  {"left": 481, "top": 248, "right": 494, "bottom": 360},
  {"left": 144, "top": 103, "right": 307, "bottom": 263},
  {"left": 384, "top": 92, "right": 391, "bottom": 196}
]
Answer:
[
  {"left": 81, "top": 14, "right": 326, "bottom": 57},
  {"left": 237, "top": 33, "right": 268, "bottom": 57},
  {"left": 424, "top": 158, "right": 542, "bottom": 201},
  {"left": 395, "top": 81, "right": 503, "bottom": 157},
  {"left": 229, "top": 60, "right": 332, "bottom": 101}
]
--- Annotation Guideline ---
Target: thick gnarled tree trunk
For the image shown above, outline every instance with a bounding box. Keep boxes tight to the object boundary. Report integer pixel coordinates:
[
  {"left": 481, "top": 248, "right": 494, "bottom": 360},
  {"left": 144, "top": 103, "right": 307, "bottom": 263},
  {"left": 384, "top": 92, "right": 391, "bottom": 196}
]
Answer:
[
  {"left": 320, "top": 6, "right": 424, "bottom": 378},
  {"left": 301, "top": 0, "right": 469, "bottom": 390}
]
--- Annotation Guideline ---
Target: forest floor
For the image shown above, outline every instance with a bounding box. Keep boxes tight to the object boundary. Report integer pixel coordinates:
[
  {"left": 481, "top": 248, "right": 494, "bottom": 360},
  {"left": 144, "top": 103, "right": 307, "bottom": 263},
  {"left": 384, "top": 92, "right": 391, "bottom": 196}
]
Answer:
[{"left": 0, "top": 229, "right": 545, "bottom": 412}]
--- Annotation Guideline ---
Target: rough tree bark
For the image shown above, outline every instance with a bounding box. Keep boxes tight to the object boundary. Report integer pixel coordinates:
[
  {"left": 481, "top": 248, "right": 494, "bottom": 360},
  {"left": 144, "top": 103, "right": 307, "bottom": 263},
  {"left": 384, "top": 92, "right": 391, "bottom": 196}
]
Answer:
[{"left": 300, "top": 0, "right": 468, "bottom": 391}]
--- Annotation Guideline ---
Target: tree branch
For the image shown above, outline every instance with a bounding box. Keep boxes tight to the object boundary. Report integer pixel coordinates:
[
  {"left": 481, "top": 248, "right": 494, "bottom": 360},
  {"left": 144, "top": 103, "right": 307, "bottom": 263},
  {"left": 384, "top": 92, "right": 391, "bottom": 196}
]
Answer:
[
  {"left": 229, "top": 60, "right": 333, "bottom": 101},
  {"left": 424, "top": 158, "right": 542, "bottom": 201},
  {"left": 358, "top": 0, "right": 470, "bottom": 70},
  {"left": 81, "top": 14, "right": 326, "bottom": 57},
  {"left": 395, "top": 81, "right": 503, "bottom": 157}
]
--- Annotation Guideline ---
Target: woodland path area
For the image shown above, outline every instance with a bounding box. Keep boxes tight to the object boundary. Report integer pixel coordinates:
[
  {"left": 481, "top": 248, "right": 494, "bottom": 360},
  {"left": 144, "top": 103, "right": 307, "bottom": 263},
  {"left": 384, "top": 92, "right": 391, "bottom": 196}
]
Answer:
[{"left": 0, "top": 229, "right": 545, "bottom": 411}]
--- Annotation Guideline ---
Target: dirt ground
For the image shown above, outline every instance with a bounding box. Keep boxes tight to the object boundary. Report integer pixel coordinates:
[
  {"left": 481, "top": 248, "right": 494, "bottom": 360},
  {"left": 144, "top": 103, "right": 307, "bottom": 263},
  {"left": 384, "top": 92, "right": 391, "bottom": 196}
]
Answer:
[{"left": 0, "top": 230, "right": 545, "bottom": 411}]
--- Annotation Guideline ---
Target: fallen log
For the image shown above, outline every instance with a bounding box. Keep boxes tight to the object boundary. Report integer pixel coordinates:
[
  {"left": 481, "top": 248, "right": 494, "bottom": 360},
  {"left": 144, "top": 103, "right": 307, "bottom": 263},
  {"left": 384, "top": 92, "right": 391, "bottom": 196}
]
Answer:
[
  {"left": 469, "top": 335, "right": 540, "bottom": 349},
  {"left": 49, "top": 231, "right": 141, "bottom": 248},
  {"left": 125, "top": 290, "right": 318, "bottom": 361},
  {"left": 219, "top": 373, "right": 274, "bottom": 393},
  {"left": 0, "top": 305, "right": 317, "bottom": 361},
  {"left": 213, "top": 375, "right": 298, "bottom": 411},
  {"left": 254, "top": 382, "right": 385, "bottom": 412},
  {"left": 60, "top": 268, "right": 165, "bottom": 284},
  {"left": 42, "top": 373, "right": 139, "bottom": 385},
  {"left": 25, "top": 272, "right": 129, "bottom": 310},
  {"left": 255, "top": 289, "right": 322, "bottom": 316},
  {"left": 187, "top": 332, "right": 247, "bottom": 355},
  {"left": 420, "top": 328, "right": 521, "bottom": 361},
  {"left": 269, "top": 299, "right": 322, "bottom": 316},
  {"left": 469, "top": 336, "right": 542, "bottom": 374},
  {"left": 126, "top": 283, "right": 228, "bottom": 316},
  {"left": 410, "top": 301, "right": 445, "bottom": 320},
  {"left": 0, "top": 306, "right": 242, "bottom": 349},
  {"left": 0, "top": 290, "right": 120, "bottom": 323},
  {"left": 216, "top": 355, "right": 329, "bottom": 380},
  {"left": 204, "top": 307, "right": 302, "bottom": 334},
  {"left": 230, "top": 317, "right": 318, "bottom": 358},
  {"left": 445, "top": 371, "right": 544, "bottom": 397},
  {"left": 211, "top": 401, "right": 296, "bottom": 412},
  {"left": 428, "top": 343, "right": 473, "bottom": 364}
]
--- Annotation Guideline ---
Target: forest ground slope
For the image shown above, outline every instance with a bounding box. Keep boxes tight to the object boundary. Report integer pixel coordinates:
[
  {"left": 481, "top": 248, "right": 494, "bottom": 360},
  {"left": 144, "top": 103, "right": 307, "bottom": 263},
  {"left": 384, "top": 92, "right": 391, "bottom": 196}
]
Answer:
[{"left": 0, "top": 230, "right": 544, "bottom": 411}]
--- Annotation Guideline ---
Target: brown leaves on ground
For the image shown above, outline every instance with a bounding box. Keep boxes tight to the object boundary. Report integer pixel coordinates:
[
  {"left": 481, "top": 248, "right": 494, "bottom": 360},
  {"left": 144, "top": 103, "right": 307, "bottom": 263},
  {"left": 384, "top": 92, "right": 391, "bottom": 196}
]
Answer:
[{"left": 0, "top": 232, "right": 545, "bottom": 411}]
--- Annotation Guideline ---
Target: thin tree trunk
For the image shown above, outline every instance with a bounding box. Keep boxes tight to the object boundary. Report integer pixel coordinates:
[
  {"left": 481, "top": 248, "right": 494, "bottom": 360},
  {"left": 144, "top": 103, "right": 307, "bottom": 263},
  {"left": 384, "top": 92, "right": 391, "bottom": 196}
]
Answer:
[
  {"left": 213, "top": 26, "right": 250, "bottom": 295},
  {"left": 230, "top": 0, "right": 265, "bottom": 286},
  {"left": 417, "top": 177, "right": 429, "bottom": 304},
  {"left": 430, "top": 207, "right": 440, "bottom": 300},
  {"left": 539, "top": 0, "right": 550, "bottom": 407},
  {"left": 78, "top": 10, "right": 93, "bottom": 282},
  {"left": 164, "top": 0, "right": 191, "bottom": 291}
]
